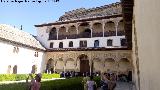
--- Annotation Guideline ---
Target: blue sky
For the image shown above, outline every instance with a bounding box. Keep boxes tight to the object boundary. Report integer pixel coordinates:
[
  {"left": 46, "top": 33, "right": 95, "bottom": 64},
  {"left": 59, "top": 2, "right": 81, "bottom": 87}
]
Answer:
[{"left": 0, "top": 0, "right": 120, "bottom": 35}]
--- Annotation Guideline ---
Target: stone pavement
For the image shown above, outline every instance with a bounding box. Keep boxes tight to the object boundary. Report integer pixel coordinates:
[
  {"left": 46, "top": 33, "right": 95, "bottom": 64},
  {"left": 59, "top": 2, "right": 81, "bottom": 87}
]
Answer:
[
  {"left": 98, "top": 81, "right": 135, "bottom": 90},
  {"left": 115, "top": 81, "right": 135, "bottom": 90}
]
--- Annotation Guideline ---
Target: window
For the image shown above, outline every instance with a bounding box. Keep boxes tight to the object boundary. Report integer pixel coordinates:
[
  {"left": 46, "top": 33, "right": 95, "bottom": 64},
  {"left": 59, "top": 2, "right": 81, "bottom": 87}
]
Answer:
[
  {"left": 50, "top": 42, "right": 53, "bottom": 48},
  {"left": 94, "top": 40, "right": 99, "bottom": 47},
  {"left": 107, "top": 39, "right": 113, "bottom": 46},
  {"left": 49, "top": 27, "right": 57, "bottom": 40},
  {"left": 121, "top": 39, "right": 127, "bottom": 46},
  {"left": 59, "top": 42, "right": 63, "bottom": 48},
  {"left": 82, "top": 29, "right": 91, "bottom": 38},
  {"left": 34, "top": 52, "right": 38, "bottom": 57},
  {"left": 13, "top": 46, "right": 19, "bottom": 53},
  {"left": 80, "top": 41, "right": 87, "bottom": 47},
  {"left": 69, "top": 41, "right": 73, "bottom": 47}
]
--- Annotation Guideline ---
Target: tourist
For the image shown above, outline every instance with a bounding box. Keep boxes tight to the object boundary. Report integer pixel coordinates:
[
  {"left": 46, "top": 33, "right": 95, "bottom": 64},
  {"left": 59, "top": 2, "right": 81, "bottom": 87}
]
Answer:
[
  {"left": 26, "top": 73, "right": 42, "bottom": 90},
  {"left": 109, "top": 73, "right": 117, "bottom": 90},
  {"left": 100, "top": 74, "right": 109, "bottom": 90},
  {"left": 82, "top": 75, "right": 90, "bottom": 90},
  {"left": 86, "top": 76, "right": 97, "bottom": 90}
]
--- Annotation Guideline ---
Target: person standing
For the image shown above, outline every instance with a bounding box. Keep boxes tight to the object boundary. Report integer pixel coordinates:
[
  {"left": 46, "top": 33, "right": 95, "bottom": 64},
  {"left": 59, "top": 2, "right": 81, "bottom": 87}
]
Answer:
[
  {"left": 86, "top": 76, "right": 97, "bottom": 90},
  {"left": 26, "top": 73, "right": 42, "bottom": 90}
]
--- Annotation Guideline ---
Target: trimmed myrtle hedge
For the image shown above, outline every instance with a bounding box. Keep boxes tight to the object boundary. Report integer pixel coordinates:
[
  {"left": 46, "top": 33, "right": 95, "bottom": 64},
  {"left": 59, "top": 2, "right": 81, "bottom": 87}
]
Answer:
[
  {"left": 0, "top": 77, "right": 101, "bottom": 90},
  {"left": 0, "top": 73, "right": 60, "bottom": 81}
]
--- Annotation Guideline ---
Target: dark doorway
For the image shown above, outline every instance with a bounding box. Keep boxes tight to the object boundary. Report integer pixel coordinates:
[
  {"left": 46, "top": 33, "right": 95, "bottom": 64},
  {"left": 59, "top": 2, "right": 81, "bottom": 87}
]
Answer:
[
  {"left": 31, "top": 65, "right": 37, "bottom": 74},
  {"left": 13, "top": 65, "right": 17, "bottom": 74},
  {"left": 79, "top": 54, "right": 90, "bottom": 73}
]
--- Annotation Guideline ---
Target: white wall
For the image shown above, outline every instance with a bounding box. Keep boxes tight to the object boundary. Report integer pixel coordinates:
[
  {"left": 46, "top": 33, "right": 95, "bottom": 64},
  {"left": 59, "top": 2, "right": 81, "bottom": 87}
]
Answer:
[
  {"left": 36, "top": 26, "right": 49, "bottom": 48},
  {"left": 0, "top": 41, "right": 45, "bottom": 74},
  {"left": 47, "top": 36, "right": 125, "bottom": 49},
  {"left": 134, "top": 0, "right": 160, "bottom": 90},
  {"left": 36, "top": 26, "right": 126, "bottom": 49}
]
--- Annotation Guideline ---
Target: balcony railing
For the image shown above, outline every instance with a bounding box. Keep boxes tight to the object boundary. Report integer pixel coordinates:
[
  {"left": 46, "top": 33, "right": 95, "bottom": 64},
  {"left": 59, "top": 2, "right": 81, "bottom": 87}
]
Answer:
[
  {"left": 117, "top": 31, "right": 125, "bottom": 36},
  {"left": 104, "top": 31, "right": 116, "bottom": 36},
  {"left": 92, "top": 32, "right": 103, "bottom": 37},
  {"left": 67, "top": 34, "right": 77, "bottom": 39},
  {"left": 58, "top": 35, "right": 67, "bottom": 40},
  {"left": 48, "top": 31, "right": 125, "bottom": 40},
  {"left": 48, "top": 36, "right": 57, "bottom": 40}
]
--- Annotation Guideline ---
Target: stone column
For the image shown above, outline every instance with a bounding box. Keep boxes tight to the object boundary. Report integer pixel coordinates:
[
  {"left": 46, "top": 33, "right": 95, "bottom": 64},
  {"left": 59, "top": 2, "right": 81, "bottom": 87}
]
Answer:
[
  {"left": 63, "top": 59, "right": 67, "bottom": 77},
  {"left": 54, "top": 61, "right": 57, "bottom": 73},
  {"left": 89, "top": 60, "right": 93, "bottom": 76},
  {"left": 66, "top": 26, "right": 69, "bottom": 39},
  {"left": 102, "top": 20, "right": 105, "bottom": 37},
  {"left": 56, "top": 27, "right": 59, "bottom": 40},
  {"left": 114, "top": 21, "right": 119, "bottom": 36},
  {"left": 89, "top": 22, "right": 93, "bottom": 38},
  {"left": 76, "top": 23, "right": 79, "bottom": 34}
]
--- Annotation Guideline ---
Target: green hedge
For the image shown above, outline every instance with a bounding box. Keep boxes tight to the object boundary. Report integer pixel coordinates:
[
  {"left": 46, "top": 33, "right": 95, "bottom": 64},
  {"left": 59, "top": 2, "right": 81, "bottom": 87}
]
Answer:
[
  {"left": 41, "top": 77, "right": 83, "bottom": 90},
  {"left": 0, "top": 77, "right": 101, "bottom": 90},
  {"left": 0, "top": 73, "right": 60, "bottom": 81}
]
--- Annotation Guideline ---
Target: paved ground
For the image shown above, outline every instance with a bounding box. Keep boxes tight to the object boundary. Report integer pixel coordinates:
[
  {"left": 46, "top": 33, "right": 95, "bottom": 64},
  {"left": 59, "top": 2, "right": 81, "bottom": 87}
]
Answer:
[
  {"left": 115, "top": 82, "right": 135, "bottom": 90},
  {"left": 98, "top": 81, "right": 135, "bottom": 90}
]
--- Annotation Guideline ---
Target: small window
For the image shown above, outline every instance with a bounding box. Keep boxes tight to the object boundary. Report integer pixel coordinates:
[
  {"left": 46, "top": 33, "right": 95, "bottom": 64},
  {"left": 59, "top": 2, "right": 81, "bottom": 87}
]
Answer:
[
  {"left": 94, "top": 40, "right": 99, "bottom": 47},
  {"left": 107, "top": 39, "right": 113, "bottom": 46},
  {"left": 69, "top": 41, "right": 73, "bottom": 47},
  {"left": 50, "top": 42, "right": 53, "bottom": 48},
  {"left": 121, "top": 39, "right": 127, "bottom": 46},
  {"left": 80, "top": 41, "right": 87, "bottom": 47},
  {"left": 34, "top": 52, "right": 38, "bottom": 57},
  {"left": 13, "top": 46, "right": 19, "bottom": 53},
  {"left": 59, "top": 42, "right": 63, "bottom": 48}
]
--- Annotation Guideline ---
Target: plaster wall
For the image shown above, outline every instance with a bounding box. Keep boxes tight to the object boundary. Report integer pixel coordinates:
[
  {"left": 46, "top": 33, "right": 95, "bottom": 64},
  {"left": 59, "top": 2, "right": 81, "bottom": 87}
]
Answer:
[{"left": 134, "top": 0, "right": 160, "bottom": 90}]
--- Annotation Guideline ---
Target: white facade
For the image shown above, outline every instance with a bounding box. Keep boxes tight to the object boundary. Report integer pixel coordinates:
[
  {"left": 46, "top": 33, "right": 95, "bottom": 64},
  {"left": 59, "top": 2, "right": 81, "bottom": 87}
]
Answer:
[
  {"left": 47, "top": 36, "right": 126, "bottom": 49},
  {"left": 0, "top": 41, "right": 45, "bottom": 74}
]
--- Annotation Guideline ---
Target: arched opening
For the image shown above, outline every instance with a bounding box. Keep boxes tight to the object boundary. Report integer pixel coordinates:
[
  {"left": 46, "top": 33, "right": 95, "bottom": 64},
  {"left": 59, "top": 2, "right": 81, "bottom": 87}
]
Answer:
[
  {"left": 13, "top": 65, "right": 17, "bottom": 74},
  {"left": 65, "top": 58, "right": 75, "bottom": 71},
  {"left": 69, "top": 41, "right": 73, "bottom": 47},
  {"left": 78, "top": 54, "right": 90, "bottom": 74},
  {"left": 58, "top": 26, "right": 67, "bottom": 40},
  {"left": 31, "top": 65, "right": 37, "bottom": 74},
  {"left": 118, "top": 58, "right": 132, "bottom": 81},
  {"left": 94, "top": 40, "right": 99, "bottom": 47},
  {"left": 78, "top": 22, "right": 91, "bottom": 38},
  {"left": 59, "top": 42, "right": 63, "bottom": 48},
  {"left": 67, "top": 25, "right": 77, "bottom": 39},
  {"left": 118, "top": 58, "right": 132, "bottom": 73},
  {"left": 7, "top": 65, "right": 11, "bottom": 74},
  {"left": 46, "top": 58, "right": 54, "bottom": 74},
  {"left": 55, "top": 58, "right": 64, "bottom": 73},
  {"left": 117, "top": 20, "right": 125, "bottom": 36},
  {"left": 49, "top": 27, "right": 57, "bottom": 40},
  {"left": 107, "top": 39, "right": 113, "bottom": 46},
  {"left": 93, "top": 58, "right": 102, "bottom": 72},
  {"left": 104, "top": 58, "right": 116, "bottom": 73},
  {"left": 83, "top": 28, "right": 91, "bottom": 38},
  {"left": 104, "top": 21, "right": 116, "bottom": 36},
  {"left": 92, "top": 22, "right": 103, "bottom": 37}
]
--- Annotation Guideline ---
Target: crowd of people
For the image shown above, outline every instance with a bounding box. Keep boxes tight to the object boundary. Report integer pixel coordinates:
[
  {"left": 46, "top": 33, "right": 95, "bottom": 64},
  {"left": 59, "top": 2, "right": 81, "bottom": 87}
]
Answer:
[
  {"left": 26, "top": 73, "right": 42, "bottom": 90},
  {"left": 25, "top": 71, "right": 131, "bottom": 90},
  {"left": 83, "top": 72, "right": 117, "bottom": 90}
]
